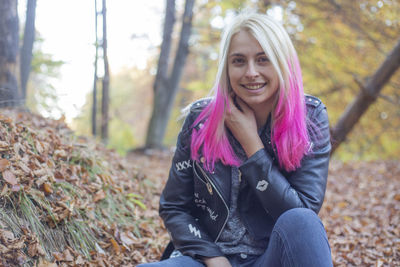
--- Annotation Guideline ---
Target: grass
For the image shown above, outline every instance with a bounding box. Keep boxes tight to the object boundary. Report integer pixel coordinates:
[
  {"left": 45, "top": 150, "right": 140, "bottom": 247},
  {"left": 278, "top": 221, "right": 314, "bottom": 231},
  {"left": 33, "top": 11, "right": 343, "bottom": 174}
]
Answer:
[{"left": 64, "top": 220, "right": 97, "bottom": 259}]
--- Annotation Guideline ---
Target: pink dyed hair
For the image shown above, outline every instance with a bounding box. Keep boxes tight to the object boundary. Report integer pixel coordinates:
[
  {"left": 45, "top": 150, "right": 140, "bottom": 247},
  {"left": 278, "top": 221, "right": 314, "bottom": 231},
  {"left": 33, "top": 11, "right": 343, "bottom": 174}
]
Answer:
[{"left": 191, "top": 13, "right": 310, "bottom": 172}]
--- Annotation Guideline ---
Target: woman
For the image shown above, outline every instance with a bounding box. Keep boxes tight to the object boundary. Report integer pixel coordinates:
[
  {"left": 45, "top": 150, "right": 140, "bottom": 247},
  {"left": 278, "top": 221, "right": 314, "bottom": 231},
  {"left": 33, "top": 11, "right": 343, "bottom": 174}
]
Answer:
[{"left": 138, "top": 12, "right": 332, "bottom": 267}]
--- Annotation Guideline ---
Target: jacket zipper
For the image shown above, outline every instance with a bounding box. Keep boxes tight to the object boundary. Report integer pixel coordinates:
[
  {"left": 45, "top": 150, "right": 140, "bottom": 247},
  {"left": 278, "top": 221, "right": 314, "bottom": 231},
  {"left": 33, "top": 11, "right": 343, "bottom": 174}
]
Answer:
[{"left": 195, "top": 161, "right": 230, "bottom": 243}]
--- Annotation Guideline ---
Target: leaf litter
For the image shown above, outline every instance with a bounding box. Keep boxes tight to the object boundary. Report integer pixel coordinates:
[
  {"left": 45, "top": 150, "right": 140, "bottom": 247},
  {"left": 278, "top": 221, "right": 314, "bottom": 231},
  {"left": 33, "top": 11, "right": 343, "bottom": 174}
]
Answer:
[
  {"left": 0, "top": 109, "right": 166, "bottom": 266},
  {"left": 0, "top": 108, "right": 399, "bottom": 266}
]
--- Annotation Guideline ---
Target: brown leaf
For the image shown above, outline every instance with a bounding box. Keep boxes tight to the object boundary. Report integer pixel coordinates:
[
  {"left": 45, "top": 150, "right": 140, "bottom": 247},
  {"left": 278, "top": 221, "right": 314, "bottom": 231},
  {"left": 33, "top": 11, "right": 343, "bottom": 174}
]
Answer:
[
  {"left": 120, "top": 231, "right": 137, "bottom": 246},
  {"left": 63, "top": 249, "right": 74, "bottom": 262},
  {"left": 35, "top": 140, "right": 44, "bottom": 154},
  {"left": 28, "top": 241, "right": 39, "bottom": 257},
  {"left": 0, "top": 229, "right": 15, "bottom": 242},
  {"left": 2, "top": 170, "right": 18, "bottom": 185},
  {"left": 53, "top": 252, "right": 63, "bottom": 261},
  {"left": 18, "top": 161, "right": 31, "bottom": 173},
  {"left": 93, "top": 190, "right": 106, "bottom": 203},
  {"left": 110, "top": 238, "right": 121, "bottom": 254},
  {"left": 0, "top": 184, "right": 9, "bottom": 196},
  {"left": 0, "top": 158, "right": 10, "bottom": 171},
  {"left": 38, "top": 257, "right": 58, "bottom": 267},
  {"left": 0, "top": 141, "right": 9, "bottom": 149},
  {"left": 41, "top": 183, "right": 53, "bottom": 195}
]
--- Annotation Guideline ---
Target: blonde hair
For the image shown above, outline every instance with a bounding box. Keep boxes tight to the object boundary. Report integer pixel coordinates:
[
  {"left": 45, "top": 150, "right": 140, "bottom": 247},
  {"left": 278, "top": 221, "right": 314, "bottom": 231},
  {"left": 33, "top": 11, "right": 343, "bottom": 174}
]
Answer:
[{"left": 191, "top": 12, "right": 309, "bottom": 171}]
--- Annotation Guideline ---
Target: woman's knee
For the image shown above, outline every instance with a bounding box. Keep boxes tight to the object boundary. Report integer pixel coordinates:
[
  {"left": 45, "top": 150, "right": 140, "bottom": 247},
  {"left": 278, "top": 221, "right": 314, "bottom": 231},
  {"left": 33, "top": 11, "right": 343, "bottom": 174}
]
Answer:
[{"left": 275, "top": 208, "right": 323, "bottom": 235}]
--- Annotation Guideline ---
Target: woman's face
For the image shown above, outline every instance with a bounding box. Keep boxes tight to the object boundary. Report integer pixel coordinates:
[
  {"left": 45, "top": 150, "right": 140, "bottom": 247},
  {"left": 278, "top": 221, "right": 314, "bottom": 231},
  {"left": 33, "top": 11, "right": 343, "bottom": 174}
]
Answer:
[{"left": 227, "top": 30, "right": 279, "bottom": 113}]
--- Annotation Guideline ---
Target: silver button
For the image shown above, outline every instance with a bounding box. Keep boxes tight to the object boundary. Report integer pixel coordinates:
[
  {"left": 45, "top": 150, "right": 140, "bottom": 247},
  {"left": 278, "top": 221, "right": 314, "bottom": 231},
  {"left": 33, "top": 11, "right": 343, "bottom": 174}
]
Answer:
[{"left": 240, "top": 253, "right": 247, "bottom": 259}]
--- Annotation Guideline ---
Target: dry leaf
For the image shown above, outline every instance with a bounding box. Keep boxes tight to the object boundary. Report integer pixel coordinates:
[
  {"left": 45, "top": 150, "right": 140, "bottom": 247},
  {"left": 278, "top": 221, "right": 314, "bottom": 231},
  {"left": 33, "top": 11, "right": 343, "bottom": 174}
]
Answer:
[
  {"left": 42, "top": 183, "right": 53, "bottom": 195},
  {"left": 0, "top": 141, "right": 8, "bottom": 149},
  {"left": 2, "top": 170, "right": 18, "bottom": 185},
  {"left": 18, "top": 161, "right": 31, "bottom": 173},
  {"left": 110, "top": 238, "right": 121, "bottom": 254},
  {"left": 38, "top": 257, "right": 58, "bottom": 267},
  {"left": 0, "top": 158, "right": 10, "bottom": 171},
  {"left": 93, "top": 190, "right": 106, "bottom": 202},
  {"left": 63, "top": 249, "right": 74, "bottom": 262},
  {"left": 120, "top": 231, "right": 137, "bottom": 246}
]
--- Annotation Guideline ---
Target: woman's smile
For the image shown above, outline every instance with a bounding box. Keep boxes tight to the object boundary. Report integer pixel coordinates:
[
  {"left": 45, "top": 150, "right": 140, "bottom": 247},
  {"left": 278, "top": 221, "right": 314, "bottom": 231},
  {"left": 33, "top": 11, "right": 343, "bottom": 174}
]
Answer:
[{"left": 242, "top": 82, "right": 267, "bottom": 91}]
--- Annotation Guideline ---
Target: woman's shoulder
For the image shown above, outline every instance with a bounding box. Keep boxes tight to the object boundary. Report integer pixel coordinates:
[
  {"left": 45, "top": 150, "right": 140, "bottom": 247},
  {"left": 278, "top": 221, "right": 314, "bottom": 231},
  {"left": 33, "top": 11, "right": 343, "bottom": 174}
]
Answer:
[
  {"left": 189, "top": 97, "right": 213, "bottom": 112},
  {"left": 305, "top": 94, "right": 325, "bottom": 109},
  {"left": 179, "top": 97, "right": 213, "bottom": 133},
  {"left": 304, "top": 94, "right": 329, "bottom": 126}
]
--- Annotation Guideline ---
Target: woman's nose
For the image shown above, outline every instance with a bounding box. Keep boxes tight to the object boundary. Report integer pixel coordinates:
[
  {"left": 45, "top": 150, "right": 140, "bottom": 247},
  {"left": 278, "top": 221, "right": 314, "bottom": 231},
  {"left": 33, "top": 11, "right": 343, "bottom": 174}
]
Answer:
[{"left": 245, "top": 62, "right": 259, "bottom": 78}]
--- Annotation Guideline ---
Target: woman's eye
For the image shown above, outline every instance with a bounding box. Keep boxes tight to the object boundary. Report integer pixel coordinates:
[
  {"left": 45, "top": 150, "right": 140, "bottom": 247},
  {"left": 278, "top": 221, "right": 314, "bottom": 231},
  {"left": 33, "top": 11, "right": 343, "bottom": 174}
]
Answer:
[
  {"left": 258, "top": 56, "right": 269, "bottom": 63},
  {"left": 232, "top": 58, "right": 245, "bottom": 64}
]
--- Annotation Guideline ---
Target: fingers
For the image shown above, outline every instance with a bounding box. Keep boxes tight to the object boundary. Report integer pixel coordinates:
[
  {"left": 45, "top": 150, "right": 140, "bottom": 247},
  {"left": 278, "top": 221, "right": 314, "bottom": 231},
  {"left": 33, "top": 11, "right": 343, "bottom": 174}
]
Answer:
[
  {"left": 234, "top": 95, "right": 251, "bottom": 113},
  {"left": 227, "top": 92, "right": 238, "bottom": 114}
]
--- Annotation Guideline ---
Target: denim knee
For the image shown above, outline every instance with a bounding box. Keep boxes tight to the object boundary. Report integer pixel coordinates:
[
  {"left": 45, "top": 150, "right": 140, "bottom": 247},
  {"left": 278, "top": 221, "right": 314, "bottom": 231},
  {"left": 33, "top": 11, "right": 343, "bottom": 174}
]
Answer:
[{"left": 275, "top": 208, "right": 323, "bottom": 235}]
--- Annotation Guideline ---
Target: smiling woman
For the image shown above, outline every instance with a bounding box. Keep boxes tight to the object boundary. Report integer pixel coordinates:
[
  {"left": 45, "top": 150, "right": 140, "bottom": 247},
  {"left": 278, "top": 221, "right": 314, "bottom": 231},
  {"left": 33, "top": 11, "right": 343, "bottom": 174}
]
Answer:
[{"left": 137, "top": 11, "right": 333, "bottom": 267}]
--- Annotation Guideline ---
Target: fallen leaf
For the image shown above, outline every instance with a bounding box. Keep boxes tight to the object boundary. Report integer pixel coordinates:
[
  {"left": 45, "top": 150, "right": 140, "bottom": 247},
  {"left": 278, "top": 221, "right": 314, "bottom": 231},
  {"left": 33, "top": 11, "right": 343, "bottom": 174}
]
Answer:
[
  {"left": 120, "top": 231, "right": 137, "bottom": 246},
  {"left": 41, "top": 183, "right": 53, "bottom": 195},
  {"left": 0, "top": 158, "right": 10, "bottom": 171},
  {"left": 110, "top": 238, "right": 121, "bottom": 254},
  {"left": 93, "top": 190, "right": 106, "bottom": 202},
  {"left": 2, "top": 170, "right": 18, "bottom": 185},
  {"left": 37, "top": 257, "right": 58, "bottom": 267}
]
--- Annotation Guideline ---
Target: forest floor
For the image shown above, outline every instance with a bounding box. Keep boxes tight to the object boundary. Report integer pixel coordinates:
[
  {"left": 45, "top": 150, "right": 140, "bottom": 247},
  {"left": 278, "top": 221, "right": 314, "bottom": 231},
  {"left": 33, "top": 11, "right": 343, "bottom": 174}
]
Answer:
[
  {"left": 126, "top": 151, "right": 400, "bottom": 267},
  {"left": 0, "top": 109, "right": 399, "bottom": 266}
]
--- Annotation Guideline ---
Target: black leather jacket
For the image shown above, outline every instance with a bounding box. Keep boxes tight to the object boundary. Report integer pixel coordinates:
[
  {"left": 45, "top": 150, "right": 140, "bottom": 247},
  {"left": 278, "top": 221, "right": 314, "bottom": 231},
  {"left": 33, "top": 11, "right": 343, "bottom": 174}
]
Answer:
[{"left": 159, "top": 95, "right": 331, "bottom": 260}]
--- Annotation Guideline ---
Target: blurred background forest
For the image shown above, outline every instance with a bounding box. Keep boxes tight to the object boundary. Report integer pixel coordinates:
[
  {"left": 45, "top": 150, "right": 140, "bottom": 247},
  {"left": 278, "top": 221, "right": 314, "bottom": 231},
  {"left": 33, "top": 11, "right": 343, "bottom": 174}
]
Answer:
[{"left": 2, "top": 0, "right": 400, "bottom": 160}]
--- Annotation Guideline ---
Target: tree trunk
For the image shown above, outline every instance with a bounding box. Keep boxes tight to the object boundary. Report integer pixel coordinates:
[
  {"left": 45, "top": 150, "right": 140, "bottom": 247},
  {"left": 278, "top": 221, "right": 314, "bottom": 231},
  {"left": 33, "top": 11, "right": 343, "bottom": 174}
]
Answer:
[
  {"left": 101, "top": 0, "right": 110, "bottom": 142},
  {"left": 0, "top": 0, "right": 19, "bottom": 107},
  {"left": 92, "top": 0, "right": 99, "bottom": 136},
  {"left": 145, "top": 0, "right": 195, "bottom": 148},
  {"left": 145, "top": 0, "right": 176, "bottom": 148},
  {"left": 20, "top": 0, "right": 37, "bottom": 103},
  {"left": 331, "top": 38, "right": 400, "bottom": 153}
]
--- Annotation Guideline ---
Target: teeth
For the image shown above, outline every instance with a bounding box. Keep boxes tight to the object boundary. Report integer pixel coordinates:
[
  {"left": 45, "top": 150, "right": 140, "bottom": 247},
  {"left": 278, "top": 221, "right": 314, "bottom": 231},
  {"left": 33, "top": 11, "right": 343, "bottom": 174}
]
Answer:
[{"left": 245, "top": 84, "right": 265, "bottom": 90}]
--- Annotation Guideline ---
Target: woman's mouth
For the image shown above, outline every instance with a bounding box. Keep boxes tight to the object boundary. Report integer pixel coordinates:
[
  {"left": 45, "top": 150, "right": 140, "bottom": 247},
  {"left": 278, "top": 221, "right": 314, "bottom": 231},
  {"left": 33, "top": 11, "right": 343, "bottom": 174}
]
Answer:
[{"left": 242, "top": 83, "right": 267, "bottom": 90}]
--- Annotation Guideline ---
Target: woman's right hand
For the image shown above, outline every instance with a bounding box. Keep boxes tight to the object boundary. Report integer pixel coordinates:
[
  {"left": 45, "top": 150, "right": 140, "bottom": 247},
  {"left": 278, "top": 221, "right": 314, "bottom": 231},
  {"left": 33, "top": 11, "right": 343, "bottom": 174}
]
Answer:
[{"left": 203, "top": 256, "right": 232, "bottom": 267}]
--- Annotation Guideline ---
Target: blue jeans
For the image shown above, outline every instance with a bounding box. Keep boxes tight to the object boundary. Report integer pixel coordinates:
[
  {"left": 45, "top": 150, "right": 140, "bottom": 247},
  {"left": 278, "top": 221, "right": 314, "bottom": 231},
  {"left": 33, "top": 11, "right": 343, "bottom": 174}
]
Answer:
[{"left": 137, "top": 208, "right": 333, "bottom": 267}]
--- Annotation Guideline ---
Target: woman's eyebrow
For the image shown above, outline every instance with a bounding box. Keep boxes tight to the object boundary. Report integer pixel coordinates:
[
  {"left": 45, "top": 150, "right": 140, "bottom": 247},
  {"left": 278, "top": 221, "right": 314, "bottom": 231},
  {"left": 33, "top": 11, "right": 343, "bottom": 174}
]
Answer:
[
  {"left": 229, "top": 51, "right": 266, "bottom": 57},
  {"left": 229, "top": 53, "right": 244, "bottom": 58}
]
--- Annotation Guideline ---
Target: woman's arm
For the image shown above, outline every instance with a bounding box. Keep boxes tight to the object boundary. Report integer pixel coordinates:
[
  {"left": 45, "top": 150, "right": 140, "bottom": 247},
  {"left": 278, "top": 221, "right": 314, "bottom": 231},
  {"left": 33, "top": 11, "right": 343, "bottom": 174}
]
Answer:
[
  {"left": 226, "top": 95, "right": 331, "bottom": 219},
  {"left": 159, "top": 105, "right": 224, "bottom": 259}
]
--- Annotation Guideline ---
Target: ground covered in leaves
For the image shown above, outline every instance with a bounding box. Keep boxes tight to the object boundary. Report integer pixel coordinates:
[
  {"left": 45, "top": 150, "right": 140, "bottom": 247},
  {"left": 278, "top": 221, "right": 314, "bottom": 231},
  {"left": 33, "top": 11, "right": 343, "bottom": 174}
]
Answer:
[
  {"left": 129, "top": 154, "right": 400, "bottom": 267},
  {"left": 0, "top": 109, "right": 167, "bottom": 266},
  {"left": 0, "top": 109, "right": 399, "bottom": 266}
]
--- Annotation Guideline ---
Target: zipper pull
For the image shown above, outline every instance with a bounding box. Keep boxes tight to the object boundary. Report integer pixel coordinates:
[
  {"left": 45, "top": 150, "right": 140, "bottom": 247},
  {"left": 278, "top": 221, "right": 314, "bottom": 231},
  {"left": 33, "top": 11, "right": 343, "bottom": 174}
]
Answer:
[
  {"left": 207, "top": 183, "right": 213, "bottom": 195},
  {"left": 238, "top": 170, "right": 242, "bottom": 183}
]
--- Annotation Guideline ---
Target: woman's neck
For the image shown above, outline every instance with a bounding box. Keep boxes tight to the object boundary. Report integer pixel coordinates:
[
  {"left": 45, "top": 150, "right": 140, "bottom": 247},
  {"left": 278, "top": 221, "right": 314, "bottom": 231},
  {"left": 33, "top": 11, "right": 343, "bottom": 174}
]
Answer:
[{"left": 251, "top": 101, "right": 273, "bottom": 131}]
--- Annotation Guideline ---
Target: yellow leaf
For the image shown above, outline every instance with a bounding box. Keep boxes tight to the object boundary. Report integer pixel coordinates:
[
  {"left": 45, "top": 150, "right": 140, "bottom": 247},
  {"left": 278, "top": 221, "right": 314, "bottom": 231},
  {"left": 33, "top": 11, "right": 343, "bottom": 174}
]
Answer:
[
  {"left": 110, "top": 238, "right": 121, "bottom": 254},
  {"left": 343, "top": 215, "right": 353, "bottom": 221}
]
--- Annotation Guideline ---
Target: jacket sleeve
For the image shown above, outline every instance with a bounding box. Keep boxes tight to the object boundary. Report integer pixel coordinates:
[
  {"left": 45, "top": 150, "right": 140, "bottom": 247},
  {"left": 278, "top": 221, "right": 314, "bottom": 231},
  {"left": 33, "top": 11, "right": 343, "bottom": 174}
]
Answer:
[
  {"left": 159, "top": 110, "right": 224, "bottom": 259},
  {"left": 239, "top": 103, "right": 331, "bottom": 220}
]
